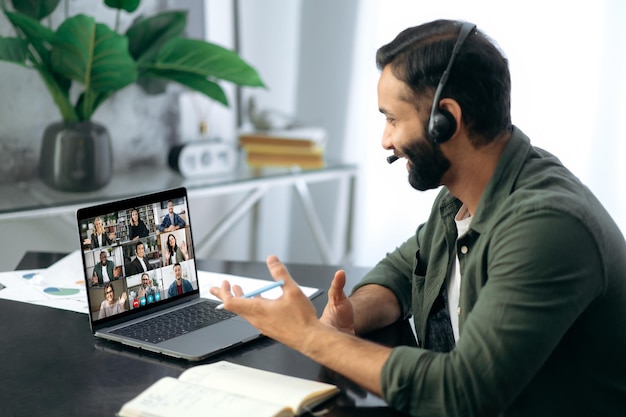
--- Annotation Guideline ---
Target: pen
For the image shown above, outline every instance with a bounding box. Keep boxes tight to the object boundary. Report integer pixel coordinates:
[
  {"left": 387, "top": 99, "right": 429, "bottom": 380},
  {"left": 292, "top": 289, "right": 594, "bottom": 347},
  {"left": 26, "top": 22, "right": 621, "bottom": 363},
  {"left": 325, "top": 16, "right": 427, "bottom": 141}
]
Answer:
[{"left": 215, "top": 280, "right": 285, "bottom": 310}]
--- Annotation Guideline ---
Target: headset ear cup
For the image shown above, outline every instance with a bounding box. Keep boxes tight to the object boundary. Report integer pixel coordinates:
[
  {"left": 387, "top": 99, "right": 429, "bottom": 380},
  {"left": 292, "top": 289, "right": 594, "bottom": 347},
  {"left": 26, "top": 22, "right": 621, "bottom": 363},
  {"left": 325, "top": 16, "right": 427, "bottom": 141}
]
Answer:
[{"left": 428, "top": 109, "right": 456, "bottom": 143}]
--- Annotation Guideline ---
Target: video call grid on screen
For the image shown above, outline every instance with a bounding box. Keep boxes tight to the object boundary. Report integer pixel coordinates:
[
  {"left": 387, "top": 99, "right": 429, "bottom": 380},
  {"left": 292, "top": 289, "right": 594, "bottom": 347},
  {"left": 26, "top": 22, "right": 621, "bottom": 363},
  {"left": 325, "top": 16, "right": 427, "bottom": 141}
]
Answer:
[{"left": 78, "top": 189, "right": 199, "bottom": 322}]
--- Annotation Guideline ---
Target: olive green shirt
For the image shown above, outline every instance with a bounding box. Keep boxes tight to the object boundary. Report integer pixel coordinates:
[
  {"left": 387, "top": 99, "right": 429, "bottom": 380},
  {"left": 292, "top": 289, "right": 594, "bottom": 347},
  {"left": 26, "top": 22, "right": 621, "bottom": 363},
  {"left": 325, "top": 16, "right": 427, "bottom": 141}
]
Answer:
[{"left": 356, "top": 127, "right": 626, "bottom": 416}]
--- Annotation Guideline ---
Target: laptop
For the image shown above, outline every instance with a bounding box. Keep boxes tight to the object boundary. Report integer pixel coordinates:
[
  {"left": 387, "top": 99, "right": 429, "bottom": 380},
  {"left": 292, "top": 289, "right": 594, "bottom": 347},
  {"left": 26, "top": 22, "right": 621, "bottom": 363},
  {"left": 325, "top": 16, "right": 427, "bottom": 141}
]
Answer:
[{"left": 77, "top": 187, "right": 261, "bottom": 361}]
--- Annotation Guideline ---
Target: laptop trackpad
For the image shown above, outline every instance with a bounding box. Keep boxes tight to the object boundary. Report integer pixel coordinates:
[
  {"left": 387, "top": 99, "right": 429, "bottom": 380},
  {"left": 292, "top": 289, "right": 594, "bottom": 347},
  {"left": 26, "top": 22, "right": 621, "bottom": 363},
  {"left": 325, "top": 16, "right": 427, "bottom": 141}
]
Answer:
[{"left": 160, "top": 318, "right": 260, "bottom": 360}]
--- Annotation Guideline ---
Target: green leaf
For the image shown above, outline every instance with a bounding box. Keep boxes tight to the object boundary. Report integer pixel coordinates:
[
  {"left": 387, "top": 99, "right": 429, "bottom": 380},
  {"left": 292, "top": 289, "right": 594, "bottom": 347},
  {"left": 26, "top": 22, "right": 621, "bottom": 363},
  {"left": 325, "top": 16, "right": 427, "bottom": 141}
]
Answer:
[
  {"left": 51, "top": 14, "right": 137, "bottom": 93},
  {"left": 150, "top": 37, "right": 265, "bottom": 87},
  {"left": 4, "top": 10, "right": 76, "bottom": 121},
  {"left": 75, "top": 91, "right": 111, "bottom": 120},
  {"left": 104, "top": 0, "right": 141, "bottom": 13},
  {"left": 143, "top": 69, "right": 228, "bottom": 105},
  {"left": 51, "top": 14, "right": 137, "bottom": 120},
  {"left": 9, "top": 0, "right": 61, "bottom": 20},
  {"left": 4, "top": 10, "right": 54, "bottom": 66},
  {"left": 38, "top": 66, "right": 79, "bottom": 121},
  {"left": 0, "top": 36, "right": 29, "bottom": 64},
  {"left": 126, "top": 10, "right": 186, "bottom": 63}
]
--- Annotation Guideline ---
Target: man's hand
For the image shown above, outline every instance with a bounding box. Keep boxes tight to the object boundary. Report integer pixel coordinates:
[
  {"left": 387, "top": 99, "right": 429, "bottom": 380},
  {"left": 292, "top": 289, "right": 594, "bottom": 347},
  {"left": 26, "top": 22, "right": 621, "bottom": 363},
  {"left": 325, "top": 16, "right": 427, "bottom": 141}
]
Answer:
[
  {"left": 209, "top": 255, "right": 320, "bottom": 351},
  {"left": 320, "top": 270, "right": 356, "bottom": 334},
  {"left": 210, "top": 255, "right": 393, "bottom": 396}
]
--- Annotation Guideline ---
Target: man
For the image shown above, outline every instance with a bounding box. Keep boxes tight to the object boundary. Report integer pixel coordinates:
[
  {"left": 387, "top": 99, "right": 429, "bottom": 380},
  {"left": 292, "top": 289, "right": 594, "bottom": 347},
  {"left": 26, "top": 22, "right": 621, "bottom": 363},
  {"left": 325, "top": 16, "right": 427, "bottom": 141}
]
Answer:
[
  {"left": 138, "top": 272, "right": 157, "bottom": 304},
  {"left": 91, "top": 250, "right": 115, "bottom": 286},
  {"left": 158, "top": 200, "right": 185, "bottom": 232},
  {"left": 167, "top": 263, "right": 193, "bottom": 297},
  {"left": 211, "top": 20, "right": 626, "bottom": 416},
  {"left": 127, "top": 241, "right": 153, "bottom": 276}
]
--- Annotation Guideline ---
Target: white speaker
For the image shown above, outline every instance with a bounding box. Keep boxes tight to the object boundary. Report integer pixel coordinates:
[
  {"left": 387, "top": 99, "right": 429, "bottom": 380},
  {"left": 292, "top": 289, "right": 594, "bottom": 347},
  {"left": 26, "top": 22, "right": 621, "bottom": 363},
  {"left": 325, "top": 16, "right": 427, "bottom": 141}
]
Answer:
[{"left": 168, "top": 141, "right": 237, "bottom": 178}]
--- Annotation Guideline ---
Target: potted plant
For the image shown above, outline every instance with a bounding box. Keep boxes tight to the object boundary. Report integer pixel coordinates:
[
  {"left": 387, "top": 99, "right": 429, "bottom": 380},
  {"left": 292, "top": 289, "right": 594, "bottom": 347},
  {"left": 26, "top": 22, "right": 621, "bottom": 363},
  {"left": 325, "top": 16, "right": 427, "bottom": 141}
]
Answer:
[{"left": 0, "top": 0, "right": 265, "bottom": 191}]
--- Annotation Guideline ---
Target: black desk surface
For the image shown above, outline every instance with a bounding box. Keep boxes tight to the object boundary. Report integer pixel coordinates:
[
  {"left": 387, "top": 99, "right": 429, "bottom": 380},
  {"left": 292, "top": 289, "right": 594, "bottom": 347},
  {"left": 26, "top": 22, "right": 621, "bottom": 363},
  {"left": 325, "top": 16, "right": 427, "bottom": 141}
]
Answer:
[{"left": 1, "top": 253, "right": 414, "bottom": 417}]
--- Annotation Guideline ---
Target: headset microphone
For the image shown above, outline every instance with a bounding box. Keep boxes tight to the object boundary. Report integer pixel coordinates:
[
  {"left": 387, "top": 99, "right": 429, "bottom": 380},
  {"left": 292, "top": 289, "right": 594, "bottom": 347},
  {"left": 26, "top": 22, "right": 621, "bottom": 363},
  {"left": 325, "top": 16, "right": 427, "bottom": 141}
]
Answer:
[{"left": 387, "top": 155, "right": 400, "bottom": 164}]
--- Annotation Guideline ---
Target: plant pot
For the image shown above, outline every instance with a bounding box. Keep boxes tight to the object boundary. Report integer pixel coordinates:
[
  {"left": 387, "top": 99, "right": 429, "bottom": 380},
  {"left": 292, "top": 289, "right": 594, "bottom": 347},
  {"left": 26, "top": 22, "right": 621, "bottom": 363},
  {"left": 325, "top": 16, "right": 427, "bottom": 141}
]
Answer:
[{"left": 39, "top": 121, "right": 113, "bottom": 192}]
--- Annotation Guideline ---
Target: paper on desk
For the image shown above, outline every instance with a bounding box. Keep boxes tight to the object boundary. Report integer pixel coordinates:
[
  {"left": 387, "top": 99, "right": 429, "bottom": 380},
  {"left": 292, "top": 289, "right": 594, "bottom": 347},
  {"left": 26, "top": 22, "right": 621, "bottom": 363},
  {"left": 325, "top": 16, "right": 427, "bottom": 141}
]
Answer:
[
  {"left": 0, "top": 250, "right": 88, "bottom": 314},
  {"left": 197, "top": 270, "right": 320, "bottom": 301},
  {"left": 0, "top": 250, "right": 320, "bottom": 315}
]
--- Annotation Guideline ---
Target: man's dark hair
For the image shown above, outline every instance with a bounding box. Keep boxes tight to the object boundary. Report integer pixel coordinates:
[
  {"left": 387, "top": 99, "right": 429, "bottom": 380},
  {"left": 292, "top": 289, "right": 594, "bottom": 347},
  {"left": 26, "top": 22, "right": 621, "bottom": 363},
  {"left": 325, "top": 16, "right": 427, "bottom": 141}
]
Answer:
[{"left": 376, "top": 19, "right": 511, "bottom": 145}]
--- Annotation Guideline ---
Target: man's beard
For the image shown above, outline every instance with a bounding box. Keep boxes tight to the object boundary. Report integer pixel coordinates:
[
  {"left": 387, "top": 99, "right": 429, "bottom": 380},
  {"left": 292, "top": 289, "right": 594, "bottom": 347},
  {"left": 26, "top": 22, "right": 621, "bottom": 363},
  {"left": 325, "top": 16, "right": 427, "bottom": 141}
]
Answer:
[{"left": 402, "top": 137, "right": 451, "bottom": 191}]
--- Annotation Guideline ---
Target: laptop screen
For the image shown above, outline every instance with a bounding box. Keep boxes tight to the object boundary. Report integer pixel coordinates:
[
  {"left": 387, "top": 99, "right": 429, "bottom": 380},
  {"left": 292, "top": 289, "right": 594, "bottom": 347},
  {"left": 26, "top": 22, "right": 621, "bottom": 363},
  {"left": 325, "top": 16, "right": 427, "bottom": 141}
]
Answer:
[{"left": 77, "top": 187, "right": 199, "bottom": 327}]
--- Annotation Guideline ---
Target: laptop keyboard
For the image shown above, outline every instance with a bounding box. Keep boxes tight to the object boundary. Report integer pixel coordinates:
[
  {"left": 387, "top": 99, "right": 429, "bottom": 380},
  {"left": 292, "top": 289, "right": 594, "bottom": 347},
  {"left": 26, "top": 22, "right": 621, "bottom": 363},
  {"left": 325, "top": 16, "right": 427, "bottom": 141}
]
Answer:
[{"left": 111, "top": 301, "right": 236, "bottom": 344}]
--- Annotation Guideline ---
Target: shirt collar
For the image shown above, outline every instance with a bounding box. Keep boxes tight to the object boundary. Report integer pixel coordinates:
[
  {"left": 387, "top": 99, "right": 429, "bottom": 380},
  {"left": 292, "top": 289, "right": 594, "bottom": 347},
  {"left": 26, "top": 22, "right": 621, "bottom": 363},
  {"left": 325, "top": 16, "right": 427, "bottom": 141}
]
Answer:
[{"left": 438, "top": 126, "right": 532, "bottom": 235}]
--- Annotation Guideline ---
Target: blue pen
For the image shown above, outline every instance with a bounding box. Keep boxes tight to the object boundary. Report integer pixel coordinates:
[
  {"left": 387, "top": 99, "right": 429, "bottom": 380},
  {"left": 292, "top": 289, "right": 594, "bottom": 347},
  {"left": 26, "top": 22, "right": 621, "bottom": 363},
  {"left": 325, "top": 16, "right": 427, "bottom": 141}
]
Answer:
[{"left": 215, "top": 280, "right": 285, "bottom": 310}]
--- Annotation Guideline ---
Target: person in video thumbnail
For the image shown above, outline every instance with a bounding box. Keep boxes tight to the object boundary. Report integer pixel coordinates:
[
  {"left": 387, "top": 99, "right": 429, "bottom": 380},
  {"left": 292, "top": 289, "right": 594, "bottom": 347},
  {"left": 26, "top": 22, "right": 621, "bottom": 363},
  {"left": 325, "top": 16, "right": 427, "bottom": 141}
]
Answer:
[
  {"left": 138, "top": 273, "right": 156, "bottom": 304},
  {"left": 167, "top": 263, "right": 193, "bottom": 297},
  {"left": 158, "top": 200, "right": 185, "bottom": 232},
  {"left": 128, "top": 209, "right": 149, "bottom": 240},
  {"left": 91, "top": 250, "right": 115, "bottom": 287},
  {"left": 84, "top": 216, "right": 115, "bottom": 249},
  {"left": 127, "top": 241, "right": 154, "bottom": 276},
  {"left": 97, "top": 283, "right": 127, "bottom": 319},
  {"left": 164, "top": 233, "right": 189, "bottom": 266}
]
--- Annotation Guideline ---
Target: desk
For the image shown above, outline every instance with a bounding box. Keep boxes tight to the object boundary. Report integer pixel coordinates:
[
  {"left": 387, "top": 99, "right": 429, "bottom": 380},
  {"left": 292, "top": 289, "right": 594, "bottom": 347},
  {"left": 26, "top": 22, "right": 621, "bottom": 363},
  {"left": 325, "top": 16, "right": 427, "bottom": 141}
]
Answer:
[{"left": 0, "top": 253, "right": 414, "bottom": 417}]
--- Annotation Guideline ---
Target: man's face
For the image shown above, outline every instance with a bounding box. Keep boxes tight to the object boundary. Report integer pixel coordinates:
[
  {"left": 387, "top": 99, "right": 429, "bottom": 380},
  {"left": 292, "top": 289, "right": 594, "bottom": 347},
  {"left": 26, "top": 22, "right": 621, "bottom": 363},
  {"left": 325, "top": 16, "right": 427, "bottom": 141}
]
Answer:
[
  {"left": 167, "top": 202, "right": 174, "bottom": 214},
  {"left": 100, "top": 252, "right": 108, "bottom": 265},
  {"left": 136, "top": 243, "right": 144, "bottom": 258},
  {"left": 141, "top": 275, "right": 150, "bottom": 288},
  {"left": 377, "top": 66, "right": 451, "bottom": 191},
  {"left": 174, "top": 265, "right": 182, "bottom": 281}
]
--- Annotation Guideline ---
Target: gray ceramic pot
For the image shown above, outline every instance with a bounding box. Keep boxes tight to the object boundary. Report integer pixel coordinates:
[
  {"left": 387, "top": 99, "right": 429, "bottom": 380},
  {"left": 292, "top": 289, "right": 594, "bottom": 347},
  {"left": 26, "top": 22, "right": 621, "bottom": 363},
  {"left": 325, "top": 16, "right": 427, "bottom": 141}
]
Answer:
[{"left": 39, "top": 121, "right": 113, "bottom": 192}]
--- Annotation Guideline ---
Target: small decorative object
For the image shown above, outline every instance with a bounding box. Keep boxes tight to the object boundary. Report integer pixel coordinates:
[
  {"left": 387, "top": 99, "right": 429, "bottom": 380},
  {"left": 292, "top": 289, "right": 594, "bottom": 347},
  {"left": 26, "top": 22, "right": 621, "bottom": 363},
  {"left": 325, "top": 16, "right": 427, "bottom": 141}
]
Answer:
[{"left": 0, "top": 0, "right": 265, "bottom": 192}]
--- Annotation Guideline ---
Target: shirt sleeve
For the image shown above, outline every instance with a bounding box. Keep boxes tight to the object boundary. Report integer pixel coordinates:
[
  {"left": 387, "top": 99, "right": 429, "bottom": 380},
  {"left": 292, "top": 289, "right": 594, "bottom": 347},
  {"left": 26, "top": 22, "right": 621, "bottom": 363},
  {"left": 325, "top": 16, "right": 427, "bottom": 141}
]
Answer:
[{"left": 352, "top": 228, "right": 422, "bottom": 320}]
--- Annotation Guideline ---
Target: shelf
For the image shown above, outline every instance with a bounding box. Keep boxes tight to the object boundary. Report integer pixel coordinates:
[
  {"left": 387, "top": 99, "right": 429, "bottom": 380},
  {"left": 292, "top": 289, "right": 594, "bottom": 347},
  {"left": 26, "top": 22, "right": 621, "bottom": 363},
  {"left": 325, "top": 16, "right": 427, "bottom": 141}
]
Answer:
[
  {"left": 0, "top": 163, "right": 356, "bottom": 221},
  {"left": 2, "top": 163, "right": 358, "bottom": 265}
]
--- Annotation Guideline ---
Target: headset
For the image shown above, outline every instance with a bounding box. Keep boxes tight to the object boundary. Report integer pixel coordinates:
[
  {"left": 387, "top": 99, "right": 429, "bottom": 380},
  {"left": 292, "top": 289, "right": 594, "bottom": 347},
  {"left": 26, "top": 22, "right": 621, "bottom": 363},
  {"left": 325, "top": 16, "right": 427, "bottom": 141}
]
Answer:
[{"left": 426, "top": 22, "right": 476, "bottom": 144}]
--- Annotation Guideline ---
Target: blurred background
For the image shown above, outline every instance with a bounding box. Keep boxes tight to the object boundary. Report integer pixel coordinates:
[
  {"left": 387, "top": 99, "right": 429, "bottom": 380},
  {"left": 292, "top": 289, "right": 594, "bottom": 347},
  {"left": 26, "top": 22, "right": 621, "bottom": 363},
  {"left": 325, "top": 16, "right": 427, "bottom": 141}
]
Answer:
[{"left": 0, "top": 0, "right": 623, "bottom": 273}]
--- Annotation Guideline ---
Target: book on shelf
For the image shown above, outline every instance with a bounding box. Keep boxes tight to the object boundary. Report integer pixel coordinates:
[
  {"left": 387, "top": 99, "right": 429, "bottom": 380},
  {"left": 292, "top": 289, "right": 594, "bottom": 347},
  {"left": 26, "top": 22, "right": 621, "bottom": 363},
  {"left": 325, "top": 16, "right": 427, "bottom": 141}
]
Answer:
[
  {"left": 245, "top": 152, "right": 325, "bottom": 169},
  {"left": 242, "top": 143, "right": 324, "bottom": 156},
  {"left": 116, "top": 360, "right": 339, "bottom": 417},
  {"left": 239, "top": 128, "right": 327, "bottom": 169},
  {"left": 238, "top": 127, "right": 326, "bottom": 149}
]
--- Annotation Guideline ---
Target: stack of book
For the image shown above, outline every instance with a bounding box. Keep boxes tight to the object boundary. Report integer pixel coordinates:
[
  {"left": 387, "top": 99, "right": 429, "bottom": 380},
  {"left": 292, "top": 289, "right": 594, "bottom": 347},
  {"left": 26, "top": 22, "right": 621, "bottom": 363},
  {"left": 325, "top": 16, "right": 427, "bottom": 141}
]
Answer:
[{"left": 239, "top": 128, "right": 326, "bottom": 169}]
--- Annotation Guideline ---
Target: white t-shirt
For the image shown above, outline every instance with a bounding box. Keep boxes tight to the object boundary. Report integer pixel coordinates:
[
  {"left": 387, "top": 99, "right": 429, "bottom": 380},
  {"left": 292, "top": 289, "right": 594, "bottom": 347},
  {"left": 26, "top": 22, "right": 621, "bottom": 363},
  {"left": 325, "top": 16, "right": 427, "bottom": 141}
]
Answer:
[
  {"left": 448, "top": 205, "right": 472, "bottom": 342},
  {"left": 101, "top": 264, "right": 111, "bottom": 283}
]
